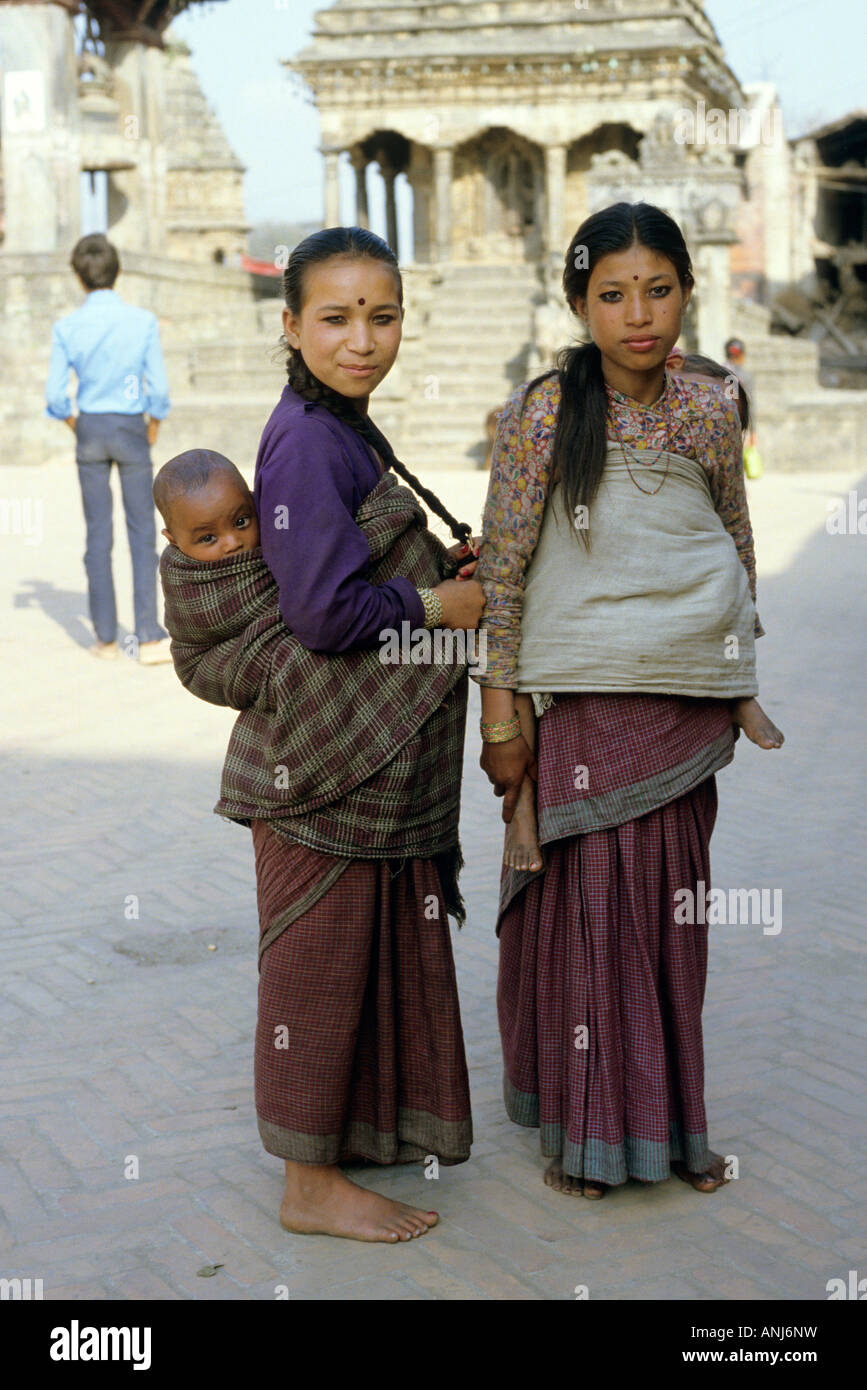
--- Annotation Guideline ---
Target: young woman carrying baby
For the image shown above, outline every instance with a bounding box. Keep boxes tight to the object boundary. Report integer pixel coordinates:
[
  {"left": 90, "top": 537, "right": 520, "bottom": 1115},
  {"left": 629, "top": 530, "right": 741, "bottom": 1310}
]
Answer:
[{"left": 157, "top": 228, "right": 484, "bottom": 1244}]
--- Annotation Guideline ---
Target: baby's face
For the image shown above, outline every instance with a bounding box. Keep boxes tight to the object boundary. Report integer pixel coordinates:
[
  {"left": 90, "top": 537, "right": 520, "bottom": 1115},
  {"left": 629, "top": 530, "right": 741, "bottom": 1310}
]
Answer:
[{"left": 164, "top": 476, "right": 260, "bottom": 559}]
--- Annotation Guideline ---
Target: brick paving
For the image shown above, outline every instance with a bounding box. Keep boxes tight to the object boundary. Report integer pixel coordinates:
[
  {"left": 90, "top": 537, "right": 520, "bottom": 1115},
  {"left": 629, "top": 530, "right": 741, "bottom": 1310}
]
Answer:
[{"left": 1, "top": 457, "right": 865, "bottom": 1301}]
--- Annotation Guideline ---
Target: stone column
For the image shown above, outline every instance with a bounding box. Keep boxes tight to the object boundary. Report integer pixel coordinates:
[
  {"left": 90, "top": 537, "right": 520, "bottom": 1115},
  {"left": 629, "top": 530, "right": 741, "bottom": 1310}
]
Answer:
[
  {"left": 351, "top": 154, "right": 369, "bottom": 228},
  {"left": 758, "top": 101, "right": 791, "bottom": 299},
  {"left": 323, "top": 149, "right": 341, "bottom": 226},
  {"left": 382, "top": 168, "right": 399, "bottom": 255},
  {"left": 433, "top": 146, "right": 453, "bottom": 262},
  {"left": 544, "top": 143, "right": 567, "bottom": 259},
  {"left": 102, "top": 39, "right": 160, "bottom": 254},
  {"left": 411, "top": 167, "right": 433, "bottom": 263},
  {"left": 0, "top": 2, "right": 81, "bottom": 253},
  {"left": 790, "top": 141, "right": 819, "bottom": 288},
  {"left": 693, "top": 240, "right": 732, "bottom": 361}
]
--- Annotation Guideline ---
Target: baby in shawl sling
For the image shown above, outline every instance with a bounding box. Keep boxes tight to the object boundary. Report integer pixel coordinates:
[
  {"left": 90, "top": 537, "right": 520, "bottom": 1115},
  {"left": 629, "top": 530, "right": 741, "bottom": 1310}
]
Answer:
[{"left": 153, "top": 448, "right": 469, "bottom": 924}]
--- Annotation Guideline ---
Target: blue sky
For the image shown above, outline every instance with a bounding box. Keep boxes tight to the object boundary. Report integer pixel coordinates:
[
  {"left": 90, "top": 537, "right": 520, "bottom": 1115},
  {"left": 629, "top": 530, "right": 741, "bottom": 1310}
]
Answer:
[{"left": 171, "top": 0, "right": 865, "bottom": 227}]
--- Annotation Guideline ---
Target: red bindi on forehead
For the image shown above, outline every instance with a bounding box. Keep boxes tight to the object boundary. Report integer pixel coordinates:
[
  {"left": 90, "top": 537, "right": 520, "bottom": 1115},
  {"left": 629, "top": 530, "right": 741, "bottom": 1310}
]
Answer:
[
  {"left": 358, "top": 297, "right": 365, "bottom": 305},
  {"left": 633, "top": 275, "right": 639, "bottom": 281}
]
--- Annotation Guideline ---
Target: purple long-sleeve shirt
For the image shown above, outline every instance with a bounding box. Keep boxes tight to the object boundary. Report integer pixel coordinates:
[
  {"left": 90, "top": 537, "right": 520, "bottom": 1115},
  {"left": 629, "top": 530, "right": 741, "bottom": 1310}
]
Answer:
[{"left": 253, "top": 385, "right": 426, "bottom": 652}]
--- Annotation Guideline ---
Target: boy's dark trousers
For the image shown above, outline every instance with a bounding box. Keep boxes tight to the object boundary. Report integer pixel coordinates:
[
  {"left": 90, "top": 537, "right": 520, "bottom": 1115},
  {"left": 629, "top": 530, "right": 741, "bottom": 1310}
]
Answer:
[{"left": 74, "top": 411, "right": 168, "bottom": 646}]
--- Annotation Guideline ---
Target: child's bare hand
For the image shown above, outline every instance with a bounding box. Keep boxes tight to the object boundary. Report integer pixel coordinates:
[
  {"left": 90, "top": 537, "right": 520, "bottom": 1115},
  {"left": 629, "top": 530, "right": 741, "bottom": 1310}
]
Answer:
[
  {"left": 480, "top": 736, "right": 537, "bottom": 823},
  {"left": 731, "top": 697, "right": 784, "bottom": 749}
]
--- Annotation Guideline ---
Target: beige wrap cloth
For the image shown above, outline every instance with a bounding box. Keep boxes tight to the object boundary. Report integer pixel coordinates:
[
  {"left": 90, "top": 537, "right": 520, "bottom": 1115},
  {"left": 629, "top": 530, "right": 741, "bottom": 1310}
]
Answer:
[{"left": 515, "top": 445, "right": 758, "bottom": 709}]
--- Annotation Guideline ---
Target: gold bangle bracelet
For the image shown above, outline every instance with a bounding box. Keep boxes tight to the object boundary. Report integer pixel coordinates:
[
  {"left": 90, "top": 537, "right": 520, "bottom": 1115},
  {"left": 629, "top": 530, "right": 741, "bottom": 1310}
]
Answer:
[
  {"left": 417, "top": 587, "right": 444, "bottom": 630},
  {"left": 480, "top": 716, "right": 521, "bottom": 744}
]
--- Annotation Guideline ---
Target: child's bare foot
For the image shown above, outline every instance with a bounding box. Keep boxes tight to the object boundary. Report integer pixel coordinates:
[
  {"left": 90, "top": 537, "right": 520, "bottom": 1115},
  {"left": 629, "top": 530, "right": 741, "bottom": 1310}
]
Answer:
[
  {"left": 732, "top": 697, "right": 784, "bottom": 749},
  {"left": 504, "top": 777, "right": 543, "bottom": 872},
  {"left": 279, "top": 1162, "right": 438, "bottom": 1242}
]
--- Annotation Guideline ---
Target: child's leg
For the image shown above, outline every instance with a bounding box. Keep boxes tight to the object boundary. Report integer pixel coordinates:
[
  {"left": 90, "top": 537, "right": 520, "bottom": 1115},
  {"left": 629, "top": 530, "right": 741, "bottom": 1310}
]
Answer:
[
  {"left": 731, "top": 697, "right": 784, "bottom": 749},
  {"left": 503, "top": 694, "right": 543, "bottom": 872},
  {"left": 114, "top": 423, "right": 168, "bottom": 645}
]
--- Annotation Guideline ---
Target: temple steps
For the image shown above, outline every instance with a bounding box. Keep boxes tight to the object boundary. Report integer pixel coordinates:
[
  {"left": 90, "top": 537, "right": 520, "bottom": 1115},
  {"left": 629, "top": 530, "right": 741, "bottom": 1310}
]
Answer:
[
  {"left": 393, "top": 262, "right": 543, "bottom": 468},
  {"left": 8, "top": 261, "right": 544, "bottom": 470},
  {"left": 156, "top": 395, "right": 280, "bottom": 467}
]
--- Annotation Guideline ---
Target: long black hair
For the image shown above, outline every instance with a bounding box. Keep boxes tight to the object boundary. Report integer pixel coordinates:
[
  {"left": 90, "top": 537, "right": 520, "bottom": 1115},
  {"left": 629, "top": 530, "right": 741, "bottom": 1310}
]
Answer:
[
  {"left": 524, "top": 202, "right": 694, "bottom": 544},
  {"left": 275, "top": 226, "right": 471, "bottom": 545}
]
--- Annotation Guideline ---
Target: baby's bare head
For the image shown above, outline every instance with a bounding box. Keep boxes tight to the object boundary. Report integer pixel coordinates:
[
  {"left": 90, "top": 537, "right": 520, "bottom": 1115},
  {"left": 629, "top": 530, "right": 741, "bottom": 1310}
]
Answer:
[
  {"left": 154, "top": 450, "right": 259, "bottom": 559},
  {"left": 667, "top": 349, "right": 751, "bottom": 432}
]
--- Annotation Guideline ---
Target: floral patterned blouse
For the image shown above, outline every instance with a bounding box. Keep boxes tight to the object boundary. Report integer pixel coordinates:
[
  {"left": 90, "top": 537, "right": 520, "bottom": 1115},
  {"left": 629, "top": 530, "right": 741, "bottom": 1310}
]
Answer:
[{"left": 475, "top": 370, "right": 764, "bottom": 689}]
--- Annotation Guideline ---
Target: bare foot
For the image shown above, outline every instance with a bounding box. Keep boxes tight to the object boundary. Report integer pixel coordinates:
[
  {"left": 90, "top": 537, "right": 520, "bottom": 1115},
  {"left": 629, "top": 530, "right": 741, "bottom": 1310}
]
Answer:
[
  {"left": 731, "top": 697, "right": 784, "bottom": 749},
  {"left": 672, "top": 1149, "right": 730, "bottom": 1193},
  {"left": 581, "top": 1179, "right": 606, "bottom": 1200},
  {"left": 504, "top": 776, "right": 543, "bottom": 872},
  {"left": 543, "top": 1159, "right": 607, "bottom": 1199},
  {"left": 544, "top": 1158, "right": 583, "bottom": 1195},
  {"left": 279, "top": 1161, "right": 438, "bottom": 1242}
]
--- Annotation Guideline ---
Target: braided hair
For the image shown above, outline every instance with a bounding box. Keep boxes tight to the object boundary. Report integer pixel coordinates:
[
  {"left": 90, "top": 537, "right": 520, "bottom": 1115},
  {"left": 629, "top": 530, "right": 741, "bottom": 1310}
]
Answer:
[{"left": 276, "top": 226, "right": 472, "bottom": 546}]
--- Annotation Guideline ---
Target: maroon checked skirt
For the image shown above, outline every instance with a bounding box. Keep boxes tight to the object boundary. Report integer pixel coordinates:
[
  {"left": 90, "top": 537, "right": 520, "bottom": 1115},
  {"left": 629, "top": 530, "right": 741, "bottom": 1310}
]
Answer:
[
  {"left": 498, "top": 691, "right": 730, "bottom": 1186},
  {"left": 250, "top": 819, "right": 472, "bottom": 1167}
]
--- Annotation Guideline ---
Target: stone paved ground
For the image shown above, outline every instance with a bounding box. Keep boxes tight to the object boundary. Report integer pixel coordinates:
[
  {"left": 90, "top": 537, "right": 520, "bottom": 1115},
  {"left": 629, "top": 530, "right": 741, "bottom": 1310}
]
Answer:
[{"left": 1, "top": 456, "right": 865, "bottom": 1301}]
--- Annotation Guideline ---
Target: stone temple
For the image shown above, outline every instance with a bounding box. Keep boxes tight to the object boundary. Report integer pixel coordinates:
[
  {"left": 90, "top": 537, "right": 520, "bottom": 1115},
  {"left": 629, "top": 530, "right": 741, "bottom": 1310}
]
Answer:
[
  {"left": 0, "top": 0, "right": 864, "bottom": 470},
  {"left": 288, "top": 0, "right": 865, "bottom": 471}
]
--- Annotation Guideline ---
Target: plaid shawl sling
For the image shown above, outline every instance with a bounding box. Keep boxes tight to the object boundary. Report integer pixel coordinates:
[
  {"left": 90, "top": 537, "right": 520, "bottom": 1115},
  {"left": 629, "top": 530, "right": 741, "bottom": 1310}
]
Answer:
[{"left": 159, "top": 474, "right": 468, "bottom": 907}]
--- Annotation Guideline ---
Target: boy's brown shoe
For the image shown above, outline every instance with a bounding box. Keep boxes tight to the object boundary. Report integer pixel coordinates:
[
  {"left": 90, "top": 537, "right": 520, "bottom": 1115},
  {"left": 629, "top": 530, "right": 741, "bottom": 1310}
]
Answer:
[
  {"left": 139, "top": 638, "right": 173, "bottom": 665},
  {"left": 89, "top": 640, "right": 119, "bottom": 660}
]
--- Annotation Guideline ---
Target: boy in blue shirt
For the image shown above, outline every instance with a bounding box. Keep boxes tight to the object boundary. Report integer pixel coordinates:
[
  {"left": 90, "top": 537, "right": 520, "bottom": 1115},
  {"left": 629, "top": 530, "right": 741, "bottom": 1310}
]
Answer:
[{"left": 45, "top": 233, "right": 172, "bottom": 663}]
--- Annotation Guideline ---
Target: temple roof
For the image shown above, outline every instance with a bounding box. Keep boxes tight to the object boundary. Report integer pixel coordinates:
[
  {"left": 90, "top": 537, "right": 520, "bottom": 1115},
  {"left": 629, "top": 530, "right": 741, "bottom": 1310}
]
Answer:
[
  {"left": 288, "top": 0, "right": 743, "bottom": 111},
  {"left": 293, "top": 0, "right": 725, "bottom": 65}
]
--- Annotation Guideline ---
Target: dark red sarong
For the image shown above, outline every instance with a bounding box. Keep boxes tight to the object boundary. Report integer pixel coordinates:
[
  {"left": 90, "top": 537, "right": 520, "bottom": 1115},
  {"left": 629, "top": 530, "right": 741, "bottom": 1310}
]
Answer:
[
  {"left": 251, "top": 819, "right": 473, "bottom": 1166},
  {"left": 498, "top": 692, "right": 731, "bottom": 1185}
]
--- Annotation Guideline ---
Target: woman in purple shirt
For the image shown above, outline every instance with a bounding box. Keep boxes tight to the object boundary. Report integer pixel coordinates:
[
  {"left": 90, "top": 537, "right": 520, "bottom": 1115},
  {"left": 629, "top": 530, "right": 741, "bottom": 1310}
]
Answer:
[{"left": 245, "top": 227, "right": 483, "bottom": 1243}]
